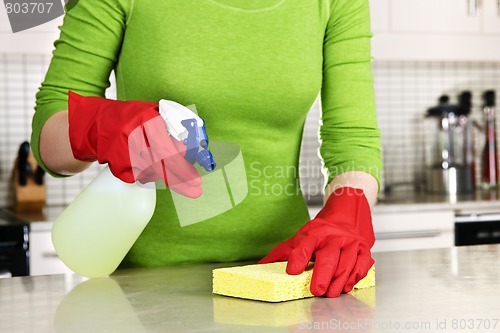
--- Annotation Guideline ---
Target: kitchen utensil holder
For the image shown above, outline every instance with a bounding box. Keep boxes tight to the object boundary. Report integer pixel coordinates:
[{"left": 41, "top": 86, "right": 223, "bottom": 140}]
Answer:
[{"left": 11, "top": 153, "right": 46, "bottom": 213}]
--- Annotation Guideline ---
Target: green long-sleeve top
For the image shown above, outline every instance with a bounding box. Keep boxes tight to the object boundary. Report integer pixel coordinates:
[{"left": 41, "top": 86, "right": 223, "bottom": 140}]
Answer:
[{"left": 32, "top": 0, "right": 382, "bottom": 267}]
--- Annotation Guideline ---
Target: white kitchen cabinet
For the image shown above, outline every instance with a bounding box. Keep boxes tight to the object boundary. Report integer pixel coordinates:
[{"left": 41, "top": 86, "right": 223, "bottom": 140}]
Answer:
[
  {"left": 371, "top": 0, "right": 500, "bottom": 61},
  {"left": 389, "top": 0, "right": 500, "bottom": 34},
  {"left": 369, "top": 0, "right": 390, "bottom": 32},
  {"left": 372, "top": 210, "right": 455, "bottom": 252},
  {"left": 390, "top": 0, "right": 480, "bottom": 34},
  {"left": 484, "top": 0, "right": 500, "bottom": 33},
  {"left": 308, "top": 206, "right": 455, "bottom": 252},
  {"left": 30, "top": 229, "right": 73, "bottom": 276}
]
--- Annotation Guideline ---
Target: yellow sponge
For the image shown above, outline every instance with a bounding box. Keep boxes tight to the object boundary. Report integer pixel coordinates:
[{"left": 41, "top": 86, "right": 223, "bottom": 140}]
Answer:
[{"left": 212, "top": 262, "right": 375, "bottom": 302}]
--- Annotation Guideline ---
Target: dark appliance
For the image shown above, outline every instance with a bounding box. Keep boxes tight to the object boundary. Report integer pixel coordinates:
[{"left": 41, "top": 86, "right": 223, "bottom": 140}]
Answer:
[
  {"left": 0, "top": 210, "right": 29, "bottom": 276},
  {"left": 455, "top": 214, "right": 500, "bottom": 246}
]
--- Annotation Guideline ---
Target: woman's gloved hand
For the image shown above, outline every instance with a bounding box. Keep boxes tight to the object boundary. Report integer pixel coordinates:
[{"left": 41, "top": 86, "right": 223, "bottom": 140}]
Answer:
[
  {"left": 67, "top": 91, "right": 202, "bottom": 198},
  {"left": 259, "top": 187, "right": 375, "bottom": 298}
]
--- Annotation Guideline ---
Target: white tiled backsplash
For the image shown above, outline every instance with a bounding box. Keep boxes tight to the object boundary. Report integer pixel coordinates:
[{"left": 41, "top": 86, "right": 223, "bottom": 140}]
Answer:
[
  {"left": 2, "top": 54, "right": 500, "bottom": 207},
  {"left": 0, "top": 54, "right": 110, "bottom": 207},
  {"left": 374, "top": 61, "right": 500, "bottom": 193}
]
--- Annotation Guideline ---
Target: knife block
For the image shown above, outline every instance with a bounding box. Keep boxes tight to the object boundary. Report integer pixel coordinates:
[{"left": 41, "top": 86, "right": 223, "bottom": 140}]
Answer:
[{"left": 12, "top": 153, "right": 46, "bottom": 213}]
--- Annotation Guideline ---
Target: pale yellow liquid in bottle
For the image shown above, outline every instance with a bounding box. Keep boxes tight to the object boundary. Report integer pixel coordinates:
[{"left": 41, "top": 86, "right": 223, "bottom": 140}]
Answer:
[{"left": 52, "top": 167, "right": 156, "bottom": 278}]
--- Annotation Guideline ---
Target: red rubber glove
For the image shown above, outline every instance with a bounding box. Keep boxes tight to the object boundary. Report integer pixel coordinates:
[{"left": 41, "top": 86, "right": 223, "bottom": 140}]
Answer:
[
  {"left": 68, "top": 91, "right": 202, "bottom": 198},
  {"left": 259, "top": 187, "right": 375, "bottom": 298}
]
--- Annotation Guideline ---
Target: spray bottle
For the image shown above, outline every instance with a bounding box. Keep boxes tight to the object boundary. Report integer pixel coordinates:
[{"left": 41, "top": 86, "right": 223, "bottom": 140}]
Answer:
[{"left": 51, "top": 100, "right": 215, "bottom": 278}]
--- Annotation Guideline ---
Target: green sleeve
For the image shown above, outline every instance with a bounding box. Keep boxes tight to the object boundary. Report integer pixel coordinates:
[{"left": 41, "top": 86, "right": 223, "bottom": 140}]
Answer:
[
  {"left": 30, "top": 0, "right": 131, "bottom": 176},
  {"left": 319, "top": 0, "right": 383, "bottom": 189}
]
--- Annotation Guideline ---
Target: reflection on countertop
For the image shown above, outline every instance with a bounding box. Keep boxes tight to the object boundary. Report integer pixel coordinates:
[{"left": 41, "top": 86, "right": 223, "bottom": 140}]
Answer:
[{"left": 1, "top": 245, "right": 500, "bottom": 332}]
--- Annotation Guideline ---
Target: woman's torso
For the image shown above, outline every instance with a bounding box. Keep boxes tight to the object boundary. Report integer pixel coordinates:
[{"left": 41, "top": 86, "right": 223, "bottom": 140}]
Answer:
[{"left": 118, "top": 0, "right": 329, "bottom": 267}]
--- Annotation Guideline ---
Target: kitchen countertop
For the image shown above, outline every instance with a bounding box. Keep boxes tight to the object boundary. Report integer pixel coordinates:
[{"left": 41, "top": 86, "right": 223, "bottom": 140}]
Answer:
[
  {"left": 310, "top": 189, "right": 500, "bottom": 217},
  {"left": 374, "top": 188, "right": 500, "bottom": 215},
  {"left": 4, "top": 186, "right": 500, "bottom": 234},
  {"left": 6, "top": 185, "right": 500, "bottom": 229},
  {"left": 0, "top": 208, "right": 29, "bottom": 226},
  {"left": 1, "top": 245, "right": 500, "bottom": 333},
  {"left": 0, "top": 206, "right": 65, "bottom": 232}
]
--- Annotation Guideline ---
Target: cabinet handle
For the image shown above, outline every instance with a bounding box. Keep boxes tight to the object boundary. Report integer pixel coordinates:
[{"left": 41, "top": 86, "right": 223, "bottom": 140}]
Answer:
[
  {"left": 42, "top": 252, "right": 59, "bottom": 258},
  {"left": 468, "top": 0, "right": 477, "bottom": 16},
  {"left": 376, "top": 230, "right": 442, "bottom": 240}
]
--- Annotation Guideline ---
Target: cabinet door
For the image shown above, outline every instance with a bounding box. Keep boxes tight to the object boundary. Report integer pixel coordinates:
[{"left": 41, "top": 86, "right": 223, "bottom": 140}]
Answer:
[
  {"left": 372, "top": 210, "right": 455, "bottom": 252},
  {"left": 484, "top": 0, "right": 500, "bottom": 33},
  {"left": 370, "top": 0, "right": 390, "bottom": 32},
  {"left": 30, "top": 231, "right": 73, "bottom": 276},
  {"left": 0, "top": 5, "right": 12, "bottom": 33},
  {"left": 391, "top": 0, "right": 481, "bottom": 33}
]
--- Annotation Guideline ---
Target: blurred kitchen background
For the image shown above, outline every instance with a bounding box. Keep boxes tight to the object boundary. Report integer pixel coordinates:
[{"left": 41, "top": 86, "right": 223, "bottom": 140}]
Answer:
[
  {"left": 3, "top": 0, "right": 500, "bottom": 277},
  {"left": 2, "top": 0, "right": 500, "bottom": 206},
  {"left": 3, "top": 54, "right": 500, "bottom": 206}
]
